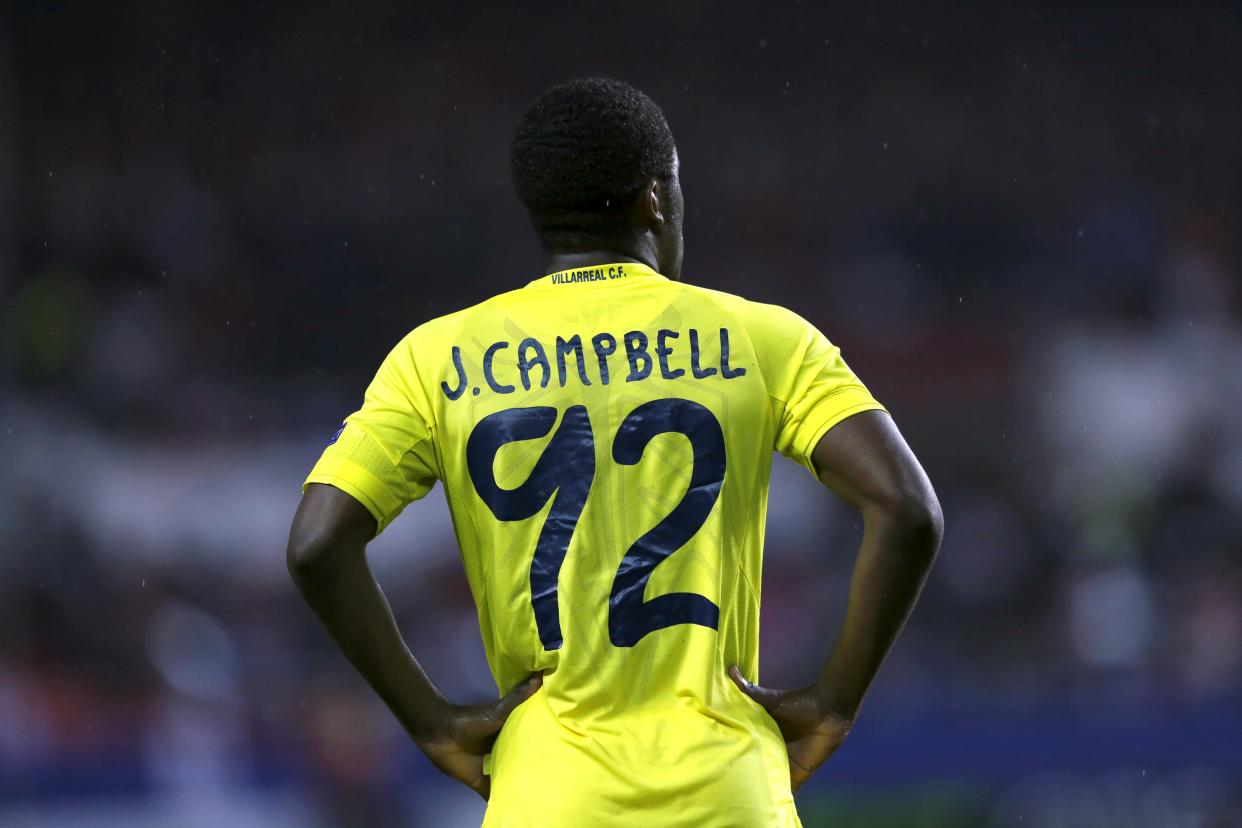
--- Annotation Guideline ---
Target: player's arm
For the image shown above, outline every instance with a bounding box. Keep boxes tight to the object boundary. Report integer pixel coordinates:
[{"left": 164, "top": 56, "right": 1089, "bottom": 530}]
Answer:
[
  {"left": 730, "top": 409, "right": 942, "bottom": 790},
  {"left": 287, "top": 482, "right": 540, "bottom": 799}
]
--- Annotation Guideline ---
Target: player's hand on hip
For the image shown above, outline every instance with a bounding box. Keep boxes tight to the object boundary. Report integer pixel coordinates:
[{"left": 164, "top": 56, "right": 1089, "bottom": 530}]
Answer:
[
  {"left": 727, "top": 665, "right": 852, "bottom": 792},
  {"left": 417, "top": 672, "right": 543, "bottom": 799}
]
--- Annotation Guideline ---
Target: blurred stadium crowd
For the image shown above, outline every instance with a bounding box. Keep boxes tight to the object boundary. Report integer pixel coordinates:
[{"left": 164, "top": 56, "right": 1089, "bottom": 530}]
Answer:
[{"left": 2, "top": 3, "right": 1240, "bottom": 826}]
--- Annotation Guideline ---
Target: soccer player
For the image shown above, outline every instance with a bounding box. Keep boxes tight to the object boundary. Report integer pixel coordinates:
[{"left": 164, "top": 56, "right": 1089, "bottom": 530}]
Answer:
[{"left": 287, "top": 78, "right": 942, "bottom": 826}]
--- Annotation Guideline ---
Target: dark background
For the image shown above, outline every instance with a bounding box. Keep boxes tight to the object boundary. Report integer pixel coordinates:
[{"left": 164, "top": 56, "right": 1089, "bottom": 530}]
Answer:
[{"left": 2, "top": 2, "right": 1240, "bottom": 825}]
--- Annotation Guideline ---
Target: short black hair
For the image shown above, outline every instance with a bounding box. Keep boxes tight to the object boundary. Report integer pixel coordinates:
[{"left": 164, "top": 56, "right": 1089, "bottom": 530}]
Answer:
[{"left": 511, "top": 77, "right": 676, "bottom": 248}]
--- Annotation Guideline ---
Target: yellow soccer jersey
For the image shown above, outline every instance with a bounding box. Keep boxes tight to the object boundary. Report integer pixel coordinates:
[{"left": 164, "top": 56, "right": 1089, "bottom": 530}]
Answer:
[{"left": 304, "top": 262, "right": 885, "bottom": 827}]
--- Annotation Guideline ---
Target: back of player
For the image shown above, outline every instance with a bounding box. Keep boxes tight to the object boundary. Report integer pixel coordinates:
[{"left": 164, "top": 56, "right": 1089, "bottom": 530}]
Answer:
[
  {"left": 290, "top": 77, "right": 939, "bottom": 828},
  {"left": 306, "top": 260, "right": 883, "bottom": 826}
]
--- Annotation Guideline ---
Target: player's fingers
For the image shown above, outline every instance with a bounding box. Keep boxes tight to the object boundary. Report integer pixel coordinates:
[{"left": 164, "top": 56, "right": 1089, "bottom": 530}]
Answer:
[
  {"left": 488, "top": 672, "right": 543, "bottom": 723},
  {"left": 728, "top": 665, "right": 781, "bottom": 710},
  {"left": 727, "top": 665, "right": 750, "bottom": 693},
  {"left": 466, "top": 762, "right": 490, "bottom": 800}
]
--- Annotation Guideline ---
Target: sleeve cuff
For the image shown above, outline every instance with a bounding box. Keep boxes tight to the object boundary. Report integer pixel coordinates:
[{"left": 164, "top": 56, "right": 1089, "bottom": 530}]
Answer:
[
  {"left": 792, "top": 393, "right": 888, "bottom": 476},
  {"left": 303, "top": 454, "right": 402, "bottom": 535}
]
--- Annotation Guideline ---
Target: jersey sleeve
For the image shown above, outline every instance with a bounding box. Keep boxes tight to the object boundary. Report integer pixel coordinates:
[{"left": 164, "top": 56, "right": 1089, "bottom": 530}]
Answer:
[
  {"left": 754, "top": 305, "right": 887, "bottom": 476},
  {"left": 303, "top": 333, "right": 441, "bottom": 535}
]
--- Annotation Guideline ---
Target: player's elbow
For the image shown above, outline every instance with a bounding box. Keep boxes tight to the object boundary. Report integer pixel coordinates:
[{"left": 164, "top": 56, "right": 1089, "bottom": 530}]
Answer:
[
  {"left": 868, "top": 486, "right": 943, "bottom": 564},
  {"left": 286, "top": 530, "right": 337, "bottom": 583},
  {"left": 905, "top": 492, "right": 944, "bottom": 562}
]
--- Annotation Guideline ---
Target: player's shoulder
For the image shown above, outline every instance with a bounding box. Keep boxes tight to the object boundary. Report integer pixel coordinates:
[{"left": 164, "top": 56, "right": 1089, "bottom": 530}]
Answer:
[
  {"left": 395, "top": 285, "right": 528, "bottom": 352},
  {"left": 676, "top": 281, "right": 815, "bottom": 342}
]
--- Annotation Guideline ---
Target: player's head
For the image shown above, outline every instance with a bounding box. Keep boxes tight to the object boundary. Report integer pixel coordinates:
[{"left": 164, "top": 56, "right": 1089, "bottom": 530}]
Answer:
[{"left": 511, "top": 77, "right": 683, "bottom": 278}]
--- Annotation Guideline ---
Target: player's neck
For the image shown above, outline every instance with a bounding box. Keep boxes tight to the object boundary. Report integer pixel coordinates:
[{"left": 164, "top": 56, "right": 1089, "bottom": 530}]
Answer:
[{"left": 544, "top": 249, "right": 659, "bottom": 276}]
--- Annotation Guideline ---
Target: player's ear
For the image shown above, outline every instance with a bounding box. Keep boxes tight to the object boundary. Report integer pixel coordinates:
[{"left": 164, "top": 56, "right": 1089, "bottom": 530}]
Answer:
[{"left": 640, "top": 178, "right": 665, "bottom": 227}]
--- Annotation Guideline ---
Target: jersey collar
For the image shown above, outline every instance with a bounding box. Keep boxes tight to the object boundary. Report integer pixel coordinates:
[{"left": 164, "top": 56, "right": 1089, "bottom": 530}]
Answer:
[{"left": 526, "top": 261, "right": 668, "bottom": 289}]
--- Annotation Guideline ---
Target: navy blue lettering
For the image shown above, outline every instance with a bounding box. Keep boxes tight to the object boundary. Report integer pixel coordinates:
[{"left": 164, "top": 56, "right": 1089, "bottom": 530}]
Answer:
[
  {"left": 518, "top": 338, "right": 551, "bottom": 390},
  {"left": 624, "top": 331, "right": 652, "bottom": 382},
  {"left": 466, "top": 406, "right": 594, "bottom": 650},
  {"left": 592, "top": 333, "right": 617, "bottom": 384},
  {"left": 608, "top": 398, "right": 725, "bottom": 647},
  {"left": 466, "top": 399, "right": 725, "bottom": 653},
  {"left": 689, "top": 329, "right": 716, "bottom": 378},
  {"left": 484, "top": 341, "right": 515, "bottom": 394},
  {"left": 656, "top": 329, "right": 684, "bottom": 380},
  {"left": 555, "top": 335, "right": 592, "bottom": 387},
  {"left": 720, "top": 328, "right": 747, "bottom": 379},
  {"left": 441, "top": 346, "right": 468, "bottom": 400}
]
